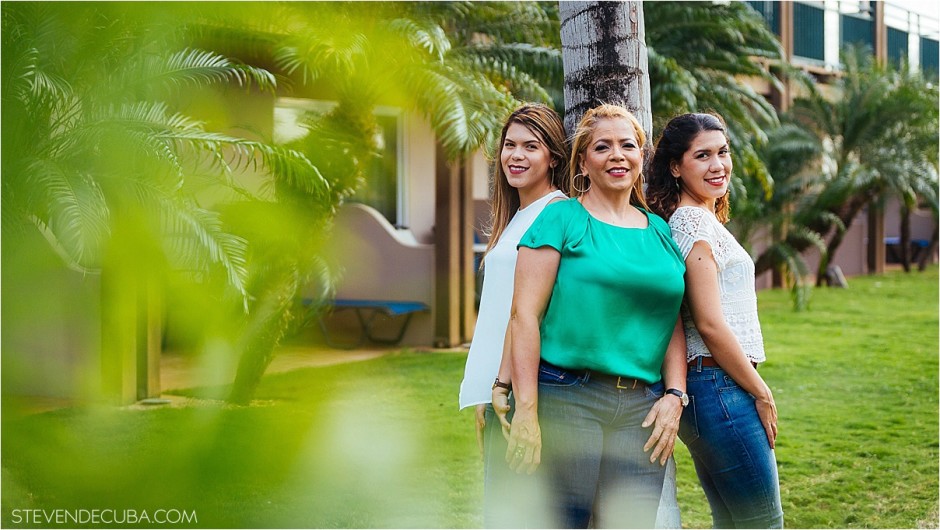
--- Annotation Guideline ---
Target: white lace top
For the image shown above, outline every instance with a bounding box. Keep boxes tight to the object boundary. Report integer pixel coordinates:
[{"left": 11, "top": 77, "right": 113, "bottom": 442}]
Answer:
[{"left": 669, "top": 206, "right": 766, "bottom": 364}]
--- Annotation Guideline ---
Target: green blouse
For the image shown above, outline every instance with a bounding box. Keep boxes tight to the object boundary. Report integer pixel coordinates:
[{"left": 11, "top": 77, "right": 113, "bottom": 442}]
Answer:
[{"left": 518, "top": 198, "right": 686, "bottom": 383}]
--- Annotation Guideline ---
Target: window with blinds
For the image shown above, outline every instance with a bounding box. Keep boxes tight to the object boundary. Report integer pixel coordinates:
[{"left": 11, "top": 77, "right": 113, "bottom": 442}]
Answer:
[{"left": 794, "top": 2, "right": 825, "bottom": 62}]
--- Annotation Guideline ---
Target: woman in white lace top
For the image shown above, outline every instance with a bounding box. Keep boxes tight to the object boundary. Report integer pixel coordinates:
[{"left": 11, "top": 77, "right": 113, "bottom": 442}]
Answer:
[{"left": 647, "top": 113, "right": 784, "bottom": 528}]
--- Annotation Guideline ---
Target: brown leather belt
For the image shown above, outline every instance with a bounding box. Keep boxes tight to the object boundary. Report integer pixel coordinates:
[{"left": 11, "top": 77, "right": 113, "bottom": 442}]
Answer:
[
  {"left": 690, "top": 356, "right": 758, "bottom": 370},
  {"left": 540, "top": 360, "right": 644, "bottom": 390},
  {"left": 587, "top": 371, "right": 643, "bottom": 390}
]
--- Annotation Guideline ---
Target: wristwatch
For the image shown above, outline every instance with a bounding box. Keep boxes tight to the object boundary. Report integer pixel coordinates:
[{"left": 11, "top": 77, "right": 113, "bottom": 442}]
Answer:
[
  {"left": 666, "top": 388, "right": 689, "bottom": 407},
  {"left": 492, "top": 377, "right": 511, "bottom": 391}
]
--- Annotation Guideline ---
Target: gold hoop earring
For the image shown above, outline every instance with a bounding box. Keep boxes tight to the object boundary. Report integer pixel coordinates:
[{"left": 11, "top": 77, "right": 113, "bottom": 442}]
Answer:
[{"left": 573, "top": 173, "right": 591, "bottom": 194}]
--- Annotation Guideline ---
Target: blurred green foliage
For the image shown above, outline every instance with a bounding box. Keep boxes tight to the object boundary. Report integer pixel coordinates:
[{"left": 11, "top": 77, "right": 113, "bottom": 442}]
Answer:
[
  {"left": 2, "top": 1, "right": 938, "bottom": 526},
  {"left": 1, "top": 1, "right": 563, "bottom": 403},
  {"left": 2, "top": 268, "right": 937, "bottom": 527}
]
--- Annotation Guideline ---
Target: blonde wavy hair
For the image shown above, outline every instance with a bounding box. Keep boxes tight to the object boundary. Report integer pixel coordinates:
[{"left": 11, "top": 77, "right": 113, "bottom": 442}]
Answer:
[{"left": 568, "top": 103, "right": 649, "bottom": 210}]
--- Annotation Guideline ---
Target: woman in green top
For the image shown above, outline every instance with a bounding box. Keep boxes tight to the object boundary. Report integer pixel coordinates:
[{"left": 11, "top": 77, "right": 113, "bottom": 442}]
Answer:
[{"left": 502, "top": 104, "right": 688, "bottom": 528}]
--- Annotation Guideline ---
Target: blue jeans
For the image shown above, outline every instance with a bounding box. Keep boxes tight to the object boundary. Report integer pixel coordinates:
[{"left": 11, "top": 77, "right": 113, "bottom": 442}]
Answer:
[
  {"left": 537, "top": 361, "right": 667, "bottom": 528},
  {"left": 679, "top": 363, "right": 784, "bottom": 528}
]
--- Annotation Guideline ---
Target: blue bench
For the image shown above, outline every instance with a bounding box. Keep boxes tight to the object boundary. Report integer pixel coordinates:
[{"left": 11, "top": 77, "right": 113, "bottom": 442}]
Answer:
[
  {"left": 885, "top": 237, "right": 930, "bottom": 263},
  {"left": 304, "top": 299, "right": 430, "bottom": 349}
]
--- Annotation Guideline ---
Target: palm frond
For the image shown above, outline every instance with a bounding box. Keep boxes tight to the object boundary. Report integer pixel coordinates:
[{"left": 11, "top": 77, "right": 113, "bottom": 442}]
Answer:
[
  {"left": 389, "top": 18, "right": 451, "bottom": 62},
  {"left": 273, "top": 22, "right": 370, "bottom": 84},
  {"left": 161, "top": 198, "right": 250, "bottom": 307},
  {"left": 24, "top": 159, "right": 110, "bottom": 268},
  {"left": 453, "top": 53, "right": 552, "bottom": 104},
  {"left": 454, "top": 43, "right": 562, "bottom": 86},
  {"left": 132, "top": 48, "right": 277, "bottom": 94},
  {"left": 648, "top": 49, "right": 698, "bottom": 116},
  {"left": 765, "top": 242, "right": 813, "bottom": 310},
  {"left": 402, "top": 63, "right": 513, "bottom": 158},
  {"left": 432, "top": 1, "right": 559, "bottom": 48},
  {"left": 72, "top": 100, "right": 330, "bottom": 198},
  {"left": 160, "top": 131, "right": 330, "bottom": 198}
]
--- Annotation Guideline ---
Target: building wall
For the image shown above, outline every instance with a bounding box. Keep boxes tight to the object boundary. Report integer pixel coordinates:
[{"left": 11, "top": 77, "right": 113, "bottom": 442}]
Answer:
[
  {"left": 469, "top": 150, "right": 493, "bottom": 242},
  {"left": 403, "top": 113, "right": 439, "bottom": 244},
  {"left": 884, "top": 198, "right": 937, "bottom": 241},
  {"left": 405, "top": 141, "right": 490, "bottom": 246},
  {"left": 752, "top": 208, "right": 870, "bottom": 288},
  {"left": 2, "top": 230, "right": 103, "bottom": 399},
  {"left": 829, "top": 209, "right": 869, "bottom": 276}
]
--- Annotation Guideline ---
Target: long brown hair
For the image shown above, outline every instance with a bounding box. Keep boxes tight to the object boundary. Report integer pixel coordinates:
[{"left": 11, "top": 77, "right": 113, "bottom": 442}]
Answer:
[
  {"left": 485, "top": 103, "right": 570, "bottom": 256},
  {"left": 568, "top": 104, "right": 649, "bottom": 210},
  {"left": 647, "top": 112, "right": 731, "bottom": 223}
]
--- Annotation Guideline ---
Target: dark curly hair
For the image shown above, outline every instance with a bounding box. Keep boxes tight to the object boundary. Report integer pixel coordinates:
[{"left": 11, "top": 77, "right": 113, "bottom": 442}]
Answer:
[{"left": 647, "top": 112, "right": 731, "bottom": 223}]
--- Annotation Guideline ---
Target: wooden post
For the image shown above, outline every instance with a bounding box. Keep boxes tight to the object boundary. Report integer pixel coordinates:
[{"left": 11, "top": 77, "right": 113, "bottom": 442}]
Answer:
[
  {"left": 873, "top": 1, "right": 888, "bottom": 63},
  {"left": 137, "top": 277, "right": 162, "bottom": 400},
  {"left": 101, "top": 267, "right": 138, "bottom": 405},
  {"left": 867, "top": 2, "right": 887, "bottom": 275},
  {"left": 434, "top": 144, "right": 462, "bottom": 347},
  {"left": 102, "top": 237, "right": 164, "bottom": 404},
  {"left": 772, "top": 1, "right": 794, "bottom": 113},
  {"left": 867, "top": 205, "right": 886, "bottom": 274},
  {"left": 460, "top": 157, "right": 476, "bottom": 342},
  {"left": 773, "top": 1, "right": 791, "bottom": 286}
]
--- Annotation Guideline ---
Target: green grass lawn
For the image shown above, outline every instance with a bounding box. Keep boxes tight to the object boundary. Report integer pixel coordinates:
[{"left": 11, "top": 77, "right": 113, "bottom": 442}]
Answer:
[{"left": 2, "top": 268, "right": 937, "bottom": 528}]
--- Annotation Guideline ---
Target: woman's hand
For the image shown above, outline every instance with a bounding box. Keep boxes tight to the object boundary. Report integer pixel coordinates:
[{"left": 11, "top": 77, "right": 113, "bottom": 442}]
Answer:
[
  {"left": 474, "top": 404, "right": 486, "bottom": 458},
  {"left": 491, "top": 386, "right": 512, "bottom": 441},
  {"left": 642, "top": 394, "right": 683, "bottom": 465},
  {"left": 506, "top": 409, "right": 541, "bottom": 475},
  {"left": 755, "top": 394, "right": 778, "bottom": 448}
]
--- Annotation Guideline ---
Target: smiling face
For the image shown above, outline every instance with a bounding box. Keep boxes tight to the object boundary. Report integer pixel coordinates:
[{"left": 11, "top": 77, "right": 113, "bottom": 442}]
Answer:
[
  {"left": 578, "top": 117, "right": 644, "bottom": 195},
  {"left": 672, "top": 129, "right": 732, "bottom": 209},
  {"left": 500, "top": 122, "right": 556, "bottom": 192}
]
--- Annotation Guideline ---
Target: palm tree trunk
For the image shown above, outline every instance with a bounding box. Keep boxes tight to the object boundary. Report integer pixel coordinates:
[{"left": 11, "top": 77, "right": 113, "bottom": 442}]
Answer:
[
  {"left": 771, "top": 212, "right": 790, "bottom": 288},
  {"left": 817, "top": 230, "right": 846, "bottom": 286},
  {"left": 754, "top": 189, "right": 878, "bottom": 281},
  {"left": 228, "top": 270, "right": 298, "bottom": 405},
  {"left": 899, "top": 203, "right": 912, "bottom": 272},
  {"left": 918, "top": 225, "right": 938, "bottom": 271},
  {"left": 560, "top": 1, "right": 652, "bottom": 134},
  {"left": 814, "top": 196, "right": 872, "bottom": 286}
]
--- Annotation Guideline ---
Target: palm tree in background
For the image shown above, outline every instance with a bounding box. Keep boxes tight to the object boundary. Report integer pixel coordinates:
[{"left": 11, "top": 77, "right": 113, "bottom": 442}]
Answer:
[
  {"left": 2, "top": 2, "right": 569, "bottom": 404},
  {"left": 188, "top": 1, "right": 566, "bottom": 401},
  {"left": 1, "top": 3, "right": 333, "bottom": 403},
  {"left": 743, "top": 119, "right": 837, "bottom": 308},
  {"left": 876, "top": 62, "right": 939, "bottom": 272},
  {"left": 195, "top": 1, "right": 561, "bottom": 160},
  {"left": 772, "top": 48, "right": 938, "bottom": 285},
  {"left": 1, "top": 3, "right": 323, "bottom": 297},
  {"left": 646, "top": 1, "right": 784, "bottom": 207}
]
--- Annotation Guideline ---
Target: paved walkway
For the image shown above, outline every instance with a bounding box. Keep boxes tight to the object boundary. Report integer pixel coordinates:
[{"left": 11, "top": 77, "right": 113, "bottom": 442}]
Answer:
[
  {"left": 9, "top": 343, "right": 462, "bottom": 416},
  {"left": 152, "top": 343, "right": 463, "bottom": 408},
  {"left": 159, "top": 344, "right": 405, "bottom": 392}
]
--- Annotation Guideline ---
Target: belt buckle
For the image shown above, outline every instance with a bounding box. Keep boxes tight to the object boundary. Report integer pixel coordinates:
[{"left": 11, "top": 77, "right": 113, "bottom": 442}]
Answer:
[{"left": 616, "top": 376, "right": 637, "bottom": 390}]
